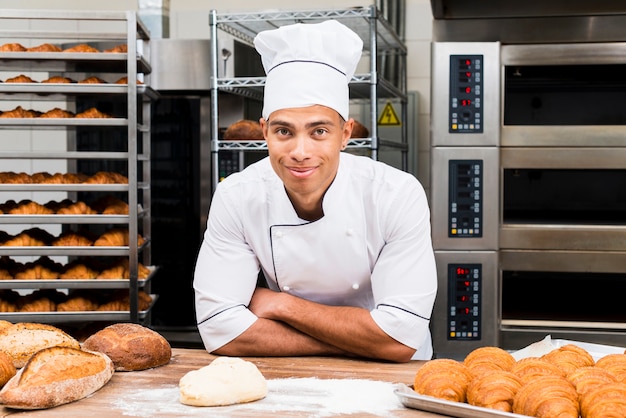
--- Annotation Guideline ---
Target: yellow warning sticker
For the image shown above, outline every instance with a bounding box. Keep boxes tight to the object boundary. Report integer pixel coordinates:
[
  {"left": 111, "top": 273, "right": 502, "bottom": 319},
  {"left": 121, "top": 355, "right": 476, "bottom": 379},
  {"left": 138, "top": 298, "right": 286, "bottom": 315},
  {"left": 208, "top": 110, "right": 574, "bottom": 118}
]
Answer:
[{"left": 378, "top": 102, "right": 401, "bottom": 126}]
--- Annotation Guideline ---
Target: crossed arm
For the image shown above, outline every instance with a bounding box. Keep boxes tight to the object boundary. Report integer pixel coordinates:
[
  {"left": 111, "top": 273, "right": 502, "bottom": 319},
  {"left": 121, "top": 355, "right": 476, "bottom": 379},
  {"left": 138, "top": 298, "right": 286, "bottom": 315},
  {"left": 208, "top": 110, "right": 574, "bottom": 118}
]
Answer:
[{"left": 213, "top": 287, "right": 416, "bottom": 363}]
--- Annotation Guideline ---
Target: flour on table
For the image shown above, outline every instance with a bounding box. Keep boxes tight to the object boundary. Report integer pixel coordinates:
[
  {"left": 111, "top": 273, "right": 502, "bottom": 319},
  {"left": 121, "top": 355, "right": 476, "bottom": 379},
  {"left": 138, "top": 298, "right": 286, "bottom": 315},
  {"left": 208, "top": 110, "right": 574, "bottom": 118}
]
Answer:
[{"left": 111, "top": 378, "right": 404, "bottom": 417}]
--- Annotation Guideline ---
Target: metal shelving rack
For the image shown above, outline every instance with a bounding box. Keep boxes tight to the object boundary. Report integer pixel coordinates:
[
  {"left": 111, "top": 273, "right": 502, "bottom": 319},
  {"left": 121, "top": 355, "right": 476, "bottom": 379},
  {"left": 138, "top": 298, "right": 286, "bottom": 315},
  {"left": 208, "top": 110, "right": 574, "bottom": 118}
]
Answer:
[
  {"left": 0, "top": 10, "right": 156, "bottom": 323},
  {"left": 209, "top": 6, "right": 409, "bottom": 192}
]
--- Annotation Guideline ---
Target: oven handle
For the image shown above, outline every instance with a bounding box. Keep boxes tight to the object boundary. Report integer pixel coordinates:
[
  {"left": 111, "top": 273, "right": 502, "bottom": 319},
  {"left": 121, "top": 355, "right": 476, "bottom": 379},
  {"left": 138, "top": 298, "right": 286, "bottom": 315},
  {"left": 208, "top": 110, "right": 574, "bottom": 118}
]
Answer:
[{"left": 501, "top": 319, "right": 626, "bottom": 331}]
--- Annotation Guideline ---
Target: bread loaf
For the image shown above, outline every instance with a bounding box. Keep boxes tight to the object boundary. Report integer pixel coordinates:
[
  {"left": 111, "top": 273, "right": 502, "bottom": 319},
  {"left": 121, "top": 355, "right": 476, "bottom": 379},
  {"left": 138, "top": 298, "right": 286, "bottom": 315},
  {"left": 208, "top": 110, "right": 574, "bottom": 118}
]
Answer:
[
  {"left": 83, "top": 323, "right": 171, "bottom": 371},
  {"left": 0, "top": 351, "right": 16, "bottom": 387},
  {"left": 0, "top": 322, "right": 80, "bottom": 368},
  {"left": 0, "top": 346, "right": 113, "bottom": 409}
]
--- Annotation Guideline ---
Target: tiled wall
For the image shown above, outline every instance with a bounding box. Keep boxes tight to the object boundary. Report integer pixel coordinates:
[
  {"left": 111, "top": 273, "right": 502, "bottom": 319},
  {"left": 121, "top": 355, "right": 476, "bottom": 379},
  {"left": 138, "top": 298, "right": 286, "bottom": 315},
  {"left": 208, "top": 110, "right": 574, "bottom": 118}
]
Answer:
[{"left": 0, "top": 0, "right": 434, "bottom": 195}]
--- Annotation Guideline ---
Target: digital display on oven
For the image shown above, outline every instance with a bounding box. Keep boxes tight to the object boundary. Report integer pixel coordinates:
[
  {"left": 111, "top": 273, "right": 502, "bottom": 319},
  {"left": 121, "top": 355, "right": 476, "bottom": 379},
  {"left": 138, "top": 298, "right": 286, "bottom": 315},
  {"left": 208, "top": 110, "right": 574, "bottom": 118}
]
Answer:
[
  {"left": 447, "top": 263, "right": 481, "bottom": 341},
  {"left": 449, "top": 55, "right": 483, "bottom": 133},
  {"left": 448, "top": 160, "right": 483, "bottom": 237}
]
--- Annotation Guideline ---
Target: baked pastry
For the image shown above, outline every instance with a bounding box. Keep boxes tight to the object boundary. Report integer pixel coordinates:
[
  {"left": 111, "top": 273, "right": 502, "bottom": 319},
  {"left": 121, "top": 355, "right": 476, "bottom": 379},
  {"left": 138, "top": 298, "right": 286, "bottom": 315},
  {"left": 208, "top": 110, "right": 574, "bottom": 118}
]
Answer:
[
  {"left": 78, "top": 76, "right": 107, "bottom": 84},
  {"left": 464, "top": 346, "right": 516, "bottom": 378},
  {"left": 0, "top": 322, "right": 80, "bottom": 368},
  {"left": 512, "top": 375, "right": 579, "bottom": 417},
  {"left": 567, "top": 366, "right": 617, "bottom": 396},
  {"left": 579, "top": 382, "right": 626, "bottom": 418},
  {"left": 0, "top": 351, "right": 16, "bottom": 388},
  {"left": 224, "top": 119, "right": 264, "bottom": 140},
  {"left": 0, "top": 269, "right": 11, "bottom": 280},
  {"left": 96, "top": 259, "right": 150, "bottom": 280},
  {"left": 51, "top": 231, "right": 94, "bottom": 247},
  {"left": 1, "top": 227, "right": 53, "bottom": 247},
  {"left": 39, "top": 108, "right": 75, "bottom": 118},
  {"left": 0, "top": 43, "right": 26, "bottom": 52},
  {"left": 114, "top": 76, "right": 143, "bottom": 84},
  {"left": 595, "top": 354, "right": 626, "bottom": 383},
  {"left": 26, "top": 43, "right": 62, "bottom": 52},
  {"left": 94, "top": 228, "right": 144, "bottom": 247},
  {"left": 467, "top": 370, "right": 522, "bottom": 412},
  {"left": 75, "top": 107, "right": 112, "bottom": 118},
  {"left": 511, "top": 357, "right": 566, "bottom": 385},
  {"left": 55, "top": 201, "right": 97, "bottom": 215},
  {"left": 29, "top": 172, "right": 52, "bottom": 183},
  {"left": 0, "top": 106, "right": 40, "bottom": 118},
  {"left": 56, "top": 295, "right": 99, "bottom": 312},
  {"left": 83, "top": 323, "right": 171, "bottom": 371},
  {"left": 351, "top": 120, "right": 370, "bottom": 138},
  {"left": 0, "top": 172, "right": 31, "bottom": 184},
  {"left": 4, "top": 74, "right": 36, "bottom": 83},
  {"left": 413, "top": 358, "right": 473, "bottom": 403},
  {"left": 7, "top": 200, "right": 53, "bottom": 215},
  {"left": 13, "top": 265, "right": 59, "bottom": 280},
  {"left": 63, "top": 44, "right": 99, "bottom": 53},
  {"left": 59, "top": 263, "right": 98, "bottom": 280},
  {"left": 0, "top": 346, "right": 114, "bottom": 409},
  {"left": 96, "top": 290, "right": 152, "bottom": 311},
  {"left": 41, "top": 76, "right": 74, "bottom": 83},
  {"left": 104, "top": 44, "right": 128, "bottom": 53},
  {"left": 84, "top": 171, "right": 128, "bottom": 184},
  {"left": 541, "top": 344, "right": 595, "bottom": 375}
]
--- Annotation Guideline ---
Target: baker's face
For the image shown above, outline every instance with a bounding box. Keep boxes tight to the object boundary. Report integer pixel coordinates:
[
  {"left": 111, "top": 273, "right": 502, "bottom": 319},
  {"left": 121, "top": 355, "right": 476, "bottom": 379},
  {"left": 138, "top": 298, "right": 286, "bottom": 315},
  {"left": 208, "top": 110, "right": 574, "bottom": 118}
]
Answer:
[{"left": 261, "top": 105, "right": 351, "bottom": 200}]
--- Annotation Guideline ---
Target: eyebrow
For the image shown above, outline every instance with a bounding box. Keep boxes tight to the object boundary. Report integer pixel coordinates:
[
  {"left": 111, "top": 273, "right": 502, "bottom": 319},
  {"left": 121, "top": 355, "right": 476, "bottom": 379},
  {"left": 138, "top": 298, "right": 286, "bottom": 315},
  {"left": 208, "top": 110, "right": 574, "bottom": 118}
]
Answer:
[{"left": 268, "top": 118, "right": 336, "bottom": 129}]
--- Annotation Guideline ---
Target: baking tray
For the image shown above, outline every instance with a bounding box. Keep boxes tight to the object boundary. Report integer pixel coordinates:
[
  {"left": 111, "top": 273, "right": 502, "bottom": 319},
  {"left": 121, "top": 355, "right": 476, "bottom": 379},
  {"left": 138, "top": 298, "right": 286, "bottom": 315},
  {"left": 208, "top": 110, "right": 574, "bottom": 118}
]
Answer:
[
  {"left": 511, "top": 335, "right": 626, "bottom": 362},
  {"left": 0, "top": 294, "right": 158, "bottom": 323},
  {"left": 394, "top": 385, "right": 529, "bottom": 418}
]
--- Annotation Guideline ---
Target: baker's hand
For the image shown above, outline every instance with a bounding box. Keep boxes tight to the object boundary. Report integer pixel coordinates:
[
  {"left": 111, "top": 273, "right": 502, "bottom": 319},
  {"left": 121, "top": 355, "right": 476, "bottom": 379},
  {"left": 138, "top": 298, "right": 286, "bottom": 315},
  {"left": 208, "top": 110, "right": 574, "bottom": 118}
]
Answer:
[{"left": 248, "top": 287, "right": 285, "bottom": 319}]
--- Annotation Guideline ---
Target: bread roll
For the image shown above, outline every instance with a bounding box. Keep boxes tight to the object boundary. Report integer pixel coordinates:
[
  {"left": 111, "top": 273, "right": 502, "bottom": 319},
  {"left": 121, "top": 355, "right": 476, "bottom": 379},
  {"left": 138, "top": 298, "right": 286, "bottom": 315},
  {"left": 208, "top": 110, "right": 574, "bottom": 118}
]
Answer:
[
  {"left": 0, "top": 346, "right": 114, "bottom": 409},
  {"left": 83, "top": 323, "right": 171, "bottom": 371},
  {"left": 224, "top": 119, "right": 264, "bottom": 140},
  {"left": 464, "top": 346, "right": 516, "bottom": 378},
  {"left": 413, "top": 358, "right": 473, "bottom": 403},
  {"left": 351, "top": 120, "right": 370, "bottom": 138},
  {"left": 0, "top": 323, "right": 80, "bottom": 368}
]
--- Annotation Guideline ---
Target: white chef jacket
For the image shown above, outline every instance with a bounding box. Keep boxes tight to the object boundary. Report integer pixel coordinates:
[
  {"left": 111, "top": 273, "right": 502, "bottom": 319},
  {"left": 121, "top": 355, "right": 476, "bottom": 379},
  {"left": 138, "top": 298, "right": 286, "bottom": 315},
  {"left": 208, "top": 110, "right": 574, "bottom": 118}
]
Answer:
[{"left": 193, "top": 152, "right": 437, "bottom": 360}]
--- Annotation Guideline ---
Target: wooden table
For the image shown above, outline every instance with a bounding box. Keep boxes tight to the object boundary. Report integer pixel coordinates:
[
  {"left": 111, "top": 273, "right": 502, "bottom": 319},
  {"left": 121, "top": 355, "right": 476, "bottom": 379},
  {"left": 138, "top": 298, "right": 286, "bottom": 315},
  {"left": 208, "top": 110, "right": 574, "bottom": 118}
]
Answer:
[{"left": 0, "top": 348, "right": 443, "bottom": 417}]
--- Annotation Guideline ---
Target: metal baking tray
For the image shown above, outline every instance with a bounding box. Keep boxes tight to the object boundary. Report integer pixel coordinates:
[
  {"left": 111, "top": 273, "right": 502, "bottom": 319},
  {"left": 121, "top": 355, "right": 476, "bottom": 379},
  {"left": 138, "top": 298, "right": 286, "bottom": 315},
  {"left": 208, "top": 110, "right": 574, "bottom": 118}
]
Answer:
[
  {"left": 0, "top": 295, "right": 158, "bottom": 323},
  {"left": 0, "top": 266, "right": 157, "bottom": 290},
  {"left": 394, "top": 384, "right": 529, "bottom": 418}
]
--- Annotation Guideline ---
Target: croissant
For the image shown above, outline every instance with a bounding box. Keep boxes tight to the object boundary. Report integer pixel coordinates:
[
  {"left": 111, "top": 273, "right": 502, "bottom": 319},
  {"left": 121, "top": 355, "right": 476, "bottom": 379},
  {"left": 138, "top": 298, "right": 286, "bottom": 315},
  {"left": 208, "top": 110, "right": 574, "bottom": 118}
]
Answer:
[
  {"left": 56, "top": 201, "right": 97, "bottom": 215},
  {"left": 0, "top": 43, "right": 26, "bottom": 52},
  {"left": 39, "top": 108, "right": 75, "bottom": 118},
  {"left": 0, "top": 172, "right": 31, "bottom": 183},
  {"left": 567, "top": 366, "right": 617, "bottom": 396},
  {"left": 56, "top": 296, "right": 99, "bottom": 312},
  {"left": 97, "top": 290, "right": 152, "bottom": 311},
  {"left": 511, "top": 357, "right": 566, "bottom": 385},
  {"left": 74, "top": 107, "right": 112, "bottom": 118},
  {"left": 467, "top": 371, "right": 522, "bottom": 412},
  {"left": 114, "top": 76, "right": 143, "bottom": 84},
  {"left": 26, "top": 43, "right": 61, "bottom": 52},
  {"left": 84, "top": 171, "right": 128, "bottom": 184},
  {"left": 63, "top": 43, "right": 99, "bottom": 53},
  {"left": 0, "top": 300, "right": 17, "bottom": 312},
  {"left": 4, "top": 74, "right": 36, "bottom": 83},
  {"left": 14, "top": 264, "right": 59, "bottom": 280},
  {"left": 94, "top": 229, "right": 144, "bottom": 247},
  {"left": 104, "top": 44, "right": 127, "bottom": 53},
  {"left": 59, "top": 263, "right": 98, "bottom": 280},
  {"left": 30, "top": 172, "right": 52, "bottom": 183},
  {"left": 0, "top": 269, "right": 11, "bottom": 280},
  {"left": 78, "top": 76, "right": 107, "bottom": 84},
  {"left": 512, "top": 375, "right": 579, "bottom": 418},
  {"left": 8, "top": 200, "right": 54, "bottom": 215},
  {"left": 542, "top": 344, "right": 595, "bottom": 375},
  {"left": 17, "top": 296, "right": 56, "bottom": 312},
  {"left": 0, "top": 350, "right": 16, "bottom": 387},
  {"left": 0, "top": 106, "right": 39, "bottom": 118},
  {"left": 464, "top": 346, "right": 516, "bottom": 378},
  {"left": 41, "top": 76, "right": 74, "bottom": 83},
  {"left": 580, "top": 382, "right": 626, "bottom": 418},
  {"left": 52, "top": 232, "right": 94, "bottom": 247},
  {"left": 96, "top": 265, "right": 125, "bottom": 280},
  {"left": 1, "top": 233, "right": 47, "bottom": 247},
  {"left": 595, "top": 354, "right": 626, "bottom": 383},
  {"left": 413, "top": 358, "right": 473, "bottom": 403}
]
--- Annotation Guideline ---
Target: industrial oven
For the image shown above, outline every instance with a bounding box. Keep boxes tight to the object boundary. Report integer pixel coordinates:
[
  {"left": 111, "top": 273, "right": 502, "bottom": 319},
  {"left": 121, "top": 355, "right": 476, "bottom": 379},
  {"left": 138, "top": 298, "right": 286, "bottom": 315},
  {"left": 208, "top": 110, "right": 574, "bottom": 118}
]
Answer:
[{"left": 429, "top": 1, "right": 626, "bottom": 358}]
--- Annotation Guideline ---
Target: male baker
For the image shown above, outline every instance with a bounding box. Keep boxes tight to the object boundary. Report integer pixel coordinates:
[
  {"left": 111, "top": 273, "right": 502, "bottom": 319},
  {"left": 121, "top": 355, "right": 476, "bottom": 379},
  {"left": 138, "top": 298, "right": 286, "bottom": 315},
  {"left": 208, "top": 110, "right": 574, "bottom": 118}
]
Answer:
[{"left": 193, "top": 19, "right": 437, "bottom": 362}]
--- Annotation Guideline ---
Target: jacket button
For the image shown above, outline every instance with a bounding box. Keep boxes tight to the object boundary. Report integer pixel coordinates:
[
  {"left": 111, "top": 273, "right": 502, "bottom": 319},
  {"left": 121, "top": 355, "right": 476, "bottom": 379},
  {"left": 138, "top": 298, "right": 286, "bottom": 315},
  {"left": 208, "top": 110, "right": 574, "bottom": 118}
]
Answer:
[
  {"left": 283, "top": 285, "right": 290, "bottom": 291},
  {"left": 352, "top": 283, "right": 359, "bottom": 290},
  {"left": 346, "top": 228, "right": 354, "bottom": 236}
]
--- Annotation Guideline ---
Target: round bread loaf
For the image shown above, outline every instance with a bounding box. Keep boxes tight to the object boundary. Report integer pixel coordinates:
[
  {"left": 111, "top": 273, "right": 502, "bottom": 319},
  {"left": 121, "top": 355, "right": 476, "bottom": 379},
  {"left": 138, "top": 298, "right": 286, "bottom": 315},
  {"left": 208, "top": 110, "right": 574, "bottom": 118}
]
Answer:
[
  {"left": 223, "top": 119, "right": 263, "bottom": 140},
  {"left": 82, "top": 323, "right": 171, "bottom": 371}
]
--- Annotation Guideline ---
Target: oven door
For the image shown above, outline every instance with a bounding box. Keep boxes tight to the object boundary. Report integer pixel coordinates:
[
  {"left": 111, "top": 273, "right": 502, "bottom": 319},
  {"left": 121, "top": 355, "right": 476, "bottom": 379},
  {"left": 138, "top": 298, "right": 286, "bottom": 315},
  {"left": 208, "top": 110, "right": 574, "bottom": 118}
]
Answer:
[
  {"left": 500, "top": 250, "right": 626, "bottom": 350},
  {"left": 500, "top": 147, "right": 626, "bottom": 251}
]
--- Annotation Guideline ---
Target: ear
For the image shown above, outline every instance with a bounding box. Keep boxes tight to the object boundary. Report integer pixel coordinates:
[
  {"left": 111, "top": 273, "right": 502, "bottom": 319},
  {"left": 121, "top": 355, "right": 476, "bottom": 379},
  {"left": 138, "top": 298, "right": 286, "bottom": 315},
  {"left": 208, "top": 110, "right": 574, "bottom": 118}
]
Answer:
[{"left": 341, "top": 119, "right": 354, "bottom": 150}]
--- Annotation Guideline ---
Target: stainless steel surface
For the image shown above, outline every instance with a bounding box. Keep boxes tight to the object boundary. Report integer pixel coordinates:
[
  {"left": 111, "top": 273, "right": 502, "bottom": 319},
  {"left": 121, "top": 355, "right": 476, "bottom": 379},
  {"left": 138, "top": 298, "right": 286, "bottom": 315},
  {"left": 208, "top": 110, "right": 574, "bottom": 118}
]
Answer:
[
  {"left": 0, "top": 267, "right": 155, "bottom": 290},
  {"left": 501, "top": 127, "right": 626, "bottom": 148},
  {"left": 430, "top": 147, "right": 499, "bottom": 251},
  {"left": 149, "top": 39, "right": 211, "bottom": 91},
  {"left": 0, "top": 52, "right": 151, "bottom": 74},
  {"left": 395, "top": 384, "right": 528, "bottom": 418}
]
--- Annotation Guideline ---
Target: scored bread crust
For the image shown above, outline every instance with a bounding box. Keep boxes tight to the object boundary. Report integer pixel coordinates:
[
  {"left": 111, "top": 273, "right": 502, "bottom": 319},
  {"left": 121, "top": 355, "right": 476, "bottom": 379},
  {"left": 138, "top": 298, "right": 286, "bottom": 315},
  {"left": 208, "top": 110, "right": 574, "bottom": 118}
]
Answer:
[
  {"left": 0, "top": 322, "right": 80, "bottom": 368},
  {"left": 82, "top": 323, "right": 171, "bottom": 371},
  {"left": 0, "top": 346, "right": 114, "bottom": 409}
]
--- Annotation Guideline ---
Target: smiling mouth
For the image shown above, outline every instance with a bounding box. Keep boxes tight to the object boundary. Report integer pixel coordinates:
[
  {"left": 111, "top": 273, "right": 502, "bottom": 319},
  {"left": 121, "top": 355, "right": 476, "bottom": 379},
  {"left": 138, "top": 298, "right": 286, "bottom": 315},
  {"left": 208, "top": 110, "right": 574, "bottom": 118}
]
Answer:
[{"left": 287, "top": 166, "right": 316, "bottom": 178}]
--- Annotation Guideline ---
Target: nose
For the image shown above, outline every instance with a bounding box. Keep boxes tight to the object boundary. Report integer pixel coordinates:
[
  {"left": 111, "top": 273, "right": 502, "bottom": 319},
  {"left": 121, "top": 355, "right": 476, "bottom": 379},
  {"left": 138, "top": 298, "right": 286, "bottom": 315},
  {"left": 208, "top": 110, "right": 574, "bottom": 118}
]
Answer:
[{"left": 289, "top": 134, "right": 310, "bottom": 161}]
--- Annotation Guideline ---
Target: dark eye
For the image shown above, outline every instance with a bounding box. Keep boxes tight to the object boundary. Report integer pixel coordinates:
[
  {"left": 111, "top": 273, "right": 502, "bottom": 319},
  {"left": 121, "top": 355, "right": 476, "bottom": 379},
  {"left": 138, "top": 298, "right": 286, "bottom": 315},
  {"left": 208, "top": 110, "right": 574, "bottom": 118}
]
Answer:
[{"left": 276, "top": 128, "right": 290, "bottom": 136}]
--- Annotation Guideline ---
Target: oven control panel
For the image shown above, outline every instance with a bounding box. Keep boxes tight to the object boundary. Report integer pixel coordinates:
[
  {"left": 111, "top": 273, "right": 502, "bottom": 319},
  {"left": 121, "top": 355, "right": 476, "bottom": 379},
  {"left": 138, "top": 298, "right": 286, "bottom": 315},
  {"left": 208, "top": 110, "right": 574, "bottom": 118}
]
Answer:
[
  {"left": 449, "top": 55, "right": 483, "bottom": 133},
  {"left": 449, "top": 160, "right": 482, "bottom": 237},
  {"left": 447, "top": 263, "right": 481, "bottom": 340}
]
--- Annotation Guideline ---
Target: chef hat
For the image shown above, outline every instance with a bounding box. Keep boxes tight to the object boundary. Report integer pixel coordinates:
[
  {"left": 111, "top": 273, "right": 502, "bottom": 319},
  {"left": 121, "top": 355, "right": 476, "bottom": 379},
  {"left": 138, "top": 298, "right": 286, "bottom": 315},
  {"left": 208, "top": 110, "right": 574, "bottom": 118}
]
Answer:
[{"left": 254, "top": 20, "right": 363, "bottom": 120}]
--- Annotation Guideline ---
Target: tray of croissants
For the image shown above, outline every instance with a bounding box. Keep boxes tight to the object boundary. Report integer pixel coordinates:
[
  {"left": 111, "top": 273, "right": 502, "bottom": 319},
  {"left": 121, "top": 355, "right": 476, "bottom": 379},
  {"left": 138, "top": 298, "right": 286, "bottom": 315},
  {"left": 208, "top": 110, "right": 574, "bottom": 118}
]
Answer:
[{"left": 396, "top": 336, "right": 626, "bottom": 418}]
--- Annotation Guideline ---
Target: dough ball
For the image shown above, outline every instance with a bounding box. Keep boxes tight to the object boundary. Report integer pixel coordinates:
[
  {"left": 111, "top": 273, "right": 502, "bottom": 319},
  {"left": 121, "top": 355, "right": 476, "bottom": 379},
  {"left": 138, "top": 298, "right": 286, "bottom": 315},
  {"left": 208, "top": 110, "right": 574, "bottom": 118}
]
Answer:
[{"left": 179, "top": 357, "right": 267, "bottom": 406}]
